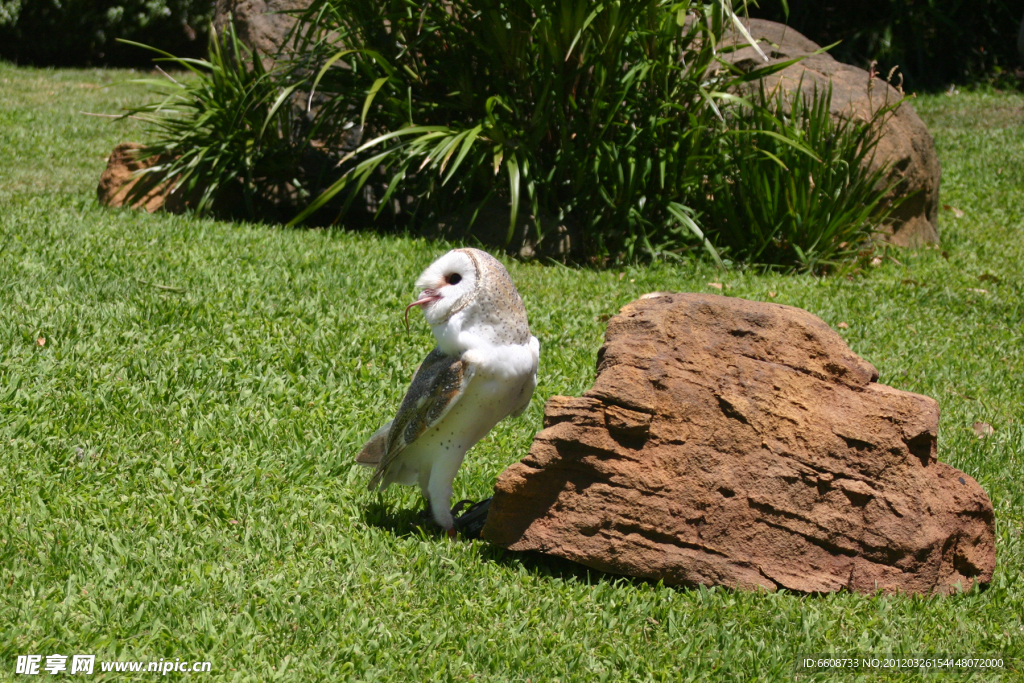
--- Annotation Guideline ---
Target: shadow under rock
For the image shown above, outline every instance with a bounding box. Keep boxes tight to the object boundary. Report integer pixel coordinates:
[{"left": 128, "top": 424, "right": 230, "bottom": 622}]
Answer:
[
  {"left": 473, "top": 541, "right": 678, "bottom": 591},
  {"left": 362, "top": 497, "right": 686, "bottom": 589}
]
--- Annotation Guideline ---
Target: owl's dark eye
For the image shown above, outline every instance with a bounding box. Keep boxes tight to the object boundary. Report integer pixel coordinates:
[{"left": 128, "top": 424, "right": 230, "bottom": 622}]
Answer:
[{"left": 445, "top": 273, "right": 462, "bottom": 285}]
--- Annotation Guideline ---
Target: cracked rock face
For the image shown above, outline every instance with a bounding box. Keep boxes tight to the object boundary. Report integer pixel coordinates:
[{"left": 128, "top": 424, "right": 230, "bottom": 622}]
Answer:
[{"left": 481, "top": 293, "right": 995, "bottom": 595}]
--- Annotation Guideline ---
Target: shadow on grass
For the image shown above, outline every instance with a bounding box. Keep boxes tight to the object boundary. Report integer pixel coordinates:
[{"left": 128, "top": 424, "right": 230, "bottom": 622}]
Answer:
[
  {"left": 361, "top": 498, "right": 451, "bottom": 541},
  {"left": 473, "top": 541, "right": 675, "bottom": 591},
  {"left": 362, "top": 498, "right": 679, "bottom": 590}
]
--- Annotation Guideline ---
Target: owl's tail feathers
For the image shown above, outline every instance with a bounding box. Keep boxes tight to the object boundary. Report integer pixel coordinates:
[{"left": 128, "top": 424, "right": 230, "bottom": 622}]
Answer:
[{"left": 356, "top": 421, "right": 392, "bottom": 468}]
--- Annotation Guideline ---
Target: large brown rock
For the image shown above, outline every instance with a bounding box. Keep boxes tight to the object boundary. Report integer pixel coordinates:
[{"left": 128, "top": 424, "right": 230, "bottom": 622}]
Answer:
[
  {"left": 722, "top": 19, "right": 942, "bottom": 248},
  {"left": 481, "top": 293, "right": 995, "bottom": 595}
]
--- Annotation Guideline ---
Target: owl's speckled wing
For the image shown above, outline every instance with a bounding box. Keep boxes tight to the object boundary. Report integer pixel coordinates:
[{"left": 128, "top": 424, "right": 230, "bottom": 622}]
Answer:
[{"left": 365, "top": 347, "right": 475, "bottom": 491}]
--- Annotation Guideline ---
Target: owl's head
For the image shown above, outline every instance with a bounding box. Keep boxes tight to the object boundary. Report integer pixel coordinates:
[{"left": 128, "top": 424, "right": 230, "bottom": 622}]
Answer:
[
  {"left": 407, "top": 249, "right": 480, "bottom": 327},
  {"left": 407, "top": 248, "right": 531, "bottom": 346}
]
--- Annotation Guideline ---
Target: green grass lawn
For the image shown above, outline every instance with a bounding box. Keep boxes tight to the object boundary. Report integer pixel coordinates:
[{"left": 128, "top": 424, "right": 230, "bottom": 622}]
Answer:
[{"left": 1, "top": 63, "right": 1022, "bottom": 681}]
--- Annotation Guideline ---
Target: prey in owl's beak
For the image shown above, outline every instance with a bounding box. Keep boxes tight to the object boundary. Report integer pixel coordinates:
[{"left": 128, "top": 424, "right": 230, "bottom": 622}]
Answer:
[{"left": 405, "top": 288, "right": 441, "bottom": 332}]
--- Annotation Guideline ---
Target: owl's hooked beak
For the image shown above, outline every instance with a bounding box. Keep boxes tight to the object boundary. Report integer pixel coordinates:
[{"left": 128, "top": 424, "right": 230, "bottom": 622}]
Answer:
[{"left": 404, "top": 289, "right": 441, "bottom": 332}]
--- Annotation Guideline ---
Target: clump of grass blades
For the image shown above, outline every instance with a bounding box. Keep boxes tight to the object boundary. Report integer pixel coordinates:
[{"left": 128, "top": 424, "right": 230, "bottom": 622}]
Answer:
[
  {"left": 698, "top": 82, "right": 903, "bottom": 272},
  {"left": 118, "top": 23, "right": 317, "bottom": 220},
  {"left": 284, "top": 0, "right": 795, "bottom": 264}
]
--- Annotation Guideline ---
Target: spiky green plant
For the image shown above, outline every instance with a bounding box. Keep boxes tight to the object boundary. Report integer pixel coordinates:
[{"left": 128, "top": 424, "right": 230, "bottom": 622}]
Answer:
[
  {"left": 285, "top": 0, "right": 798, "bottom": 263},
  {"left": 118, "top": 23, "right": 314, "bottom": 220},
  {"left": 697, "top": 82, "right": 903, "bottom": 272},
  {"left": 119, "top": 1, "right": 899, "bottom": 271}
]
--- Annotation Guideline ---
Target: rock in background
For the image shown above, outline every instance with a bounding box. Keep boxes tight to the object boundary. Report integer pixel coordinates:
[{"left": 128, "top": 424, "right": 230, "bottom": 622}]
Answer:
[
  {"left": 213, "top": 0, "right": 310, "bottom": 59},
  {"left": 97, "top": 142, "right": 184, "bottom": 213},
  {"left": 481, "top": 293, "right": 995, "bottom": 595},
  {"left": 722, "top": 19, "right": 942, "bottom": 248}
]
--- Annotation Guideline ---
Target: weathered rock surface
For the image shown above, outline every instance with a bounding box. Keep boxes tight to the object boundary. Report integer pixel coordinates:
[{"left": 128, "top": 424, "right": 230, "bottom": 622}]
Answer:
[
  {"left": 722, "top": 19, "right": 942, "bottom": 248},
  {"left": 214, "top": 0, "right": 310, "bottom": 58},
  {"left": 97, "top": 142, "right": 182, "bottom": 213},
  {"left": 481, "top": 293, "right": 994, "bottom": 595}
]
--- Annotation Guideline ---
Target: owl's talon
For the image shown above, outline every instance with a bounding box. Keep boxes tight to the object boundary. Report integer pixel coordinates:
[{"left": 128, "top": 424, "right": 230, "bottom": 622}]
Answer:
[
  {"left": 452, "top": 497, "right": 492, "bottom": 540},
  {"left": 451, "top": 499, "right": 475, "bottom": 516}
]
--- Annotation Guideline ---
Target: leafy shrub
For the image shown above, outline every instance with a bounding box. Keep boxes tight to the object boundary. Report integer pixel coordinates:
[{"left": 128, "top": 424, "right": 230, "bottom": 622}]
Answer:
[
  {"left": 750, "top": 0, "right": 1024, "bottom": 90},
  {"left": 120, "top": 23, "right": 323, "bottom": 220},
  {"left": 122, "top": 0, "right": 901, "bottom": 271},
  {"left": 0, "top": 0, "right": 212, "bottom": 66},
  {"left": 284, "top": 0, "right": 796, "bottom": 263},
  {"left": 696, "top": 83, "right": 899, "bottom": 271}
]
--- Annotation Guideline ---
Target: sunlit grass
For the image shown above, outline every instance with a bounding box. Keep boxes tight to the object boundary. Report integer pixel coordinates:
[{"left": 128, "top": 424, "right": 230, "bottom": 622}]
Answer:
[{"left": 0, "top": 63, "right": 1022, "bottom": 681}]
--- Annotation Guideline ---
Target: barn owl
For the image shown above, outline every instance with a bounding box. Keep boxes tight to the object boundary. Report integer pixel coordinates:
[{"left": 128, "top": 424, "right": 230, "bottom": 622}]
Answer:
[{"left": 356, "top": 248, "right": 540, "bottom": 532}]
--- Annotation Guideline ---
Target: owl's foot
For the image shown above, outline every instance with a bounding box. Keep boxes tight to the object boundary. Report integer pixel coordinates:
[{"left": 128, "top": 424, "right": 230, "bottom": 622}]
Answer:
[
  {"left": 451, "top": 498, "right": 492, "bottom": 539},
  {"left": 451, "top": 499, "right": 475, "bottom": 516},
  {"left": 417, "top": 505, "right": 458, "bottom": 537},
  {"left": 415, "top": 498, "right": 490, "bottom": 538}
]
